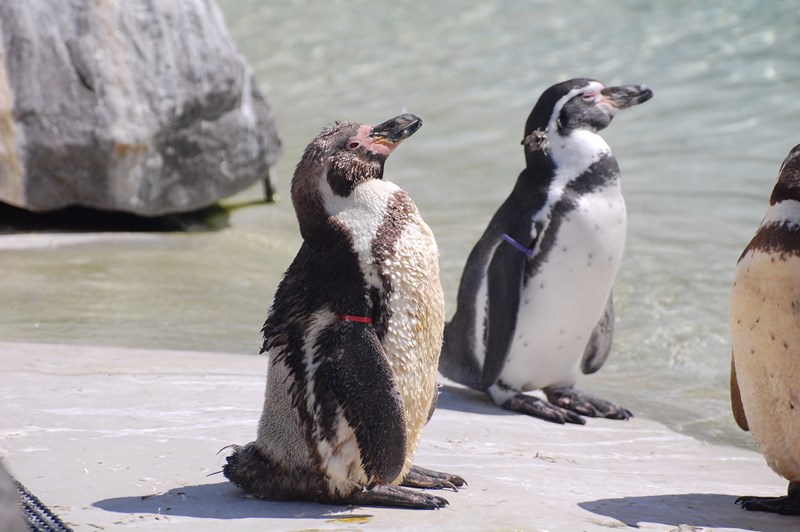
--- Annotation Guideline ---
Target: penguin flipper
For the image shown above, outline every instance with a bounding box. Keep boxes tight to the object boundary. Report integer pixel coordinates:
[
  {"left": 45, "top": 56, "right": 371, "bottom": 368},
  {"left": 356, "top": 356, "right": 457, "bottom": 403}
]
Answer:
[
  {"left": 581, "top": 293, "right": 615, "bottom": 374},
  {"left": 730, "top": 352, "right": 749, "bottom": 431},
  {"left": 316, "top": 322, "right": 407, "bottom": 483},
  {"left": 479, "top": 241, "right": 526, "bottom": 390}
]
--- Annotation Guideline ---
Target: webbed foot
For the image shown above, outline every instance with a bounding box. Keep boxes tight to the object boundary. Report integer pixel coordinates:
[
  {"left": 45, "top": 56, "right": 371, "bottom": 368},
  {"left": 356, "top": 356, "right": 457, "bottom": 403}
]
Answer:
[
  {"left": 501, "top": 392, "right": 586, "bottom": 425},
  {"left": 401, "top": 465, "right": 466, "bottom": 492},
  {"left": 544, "top": 386, "right": 632, "bottom": 420},
  {"left": 736, "top": 483, "right": 800, "bottom": 515},
  {"left": 348, "top": 485, "right": 449, "bottom": 509}
]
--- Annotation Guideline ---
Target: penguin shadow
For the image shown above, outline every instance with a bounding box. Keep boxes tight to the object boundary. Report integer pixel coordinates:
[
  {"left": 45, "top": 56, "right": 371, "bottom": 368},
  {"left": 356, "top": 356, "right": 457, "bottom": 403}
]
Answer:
[
  {"left": 435, "top": 382, "right": 523, "bottom": 416},
  {"left": 92, "top": 481, "right": 373, "bottom": 521},
  {"left": 579, "top": 493, "right": 800, "bottom": 532}
]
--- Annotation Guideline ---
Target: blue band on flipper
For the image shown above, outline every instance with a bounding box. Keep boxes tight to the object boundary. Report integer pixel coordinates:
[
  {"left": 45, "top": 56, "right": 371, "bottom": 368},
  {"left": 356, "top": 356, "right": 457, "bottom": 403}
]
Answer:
[{"left": 501, "top": 233, "right": 534, "bottom": 257}]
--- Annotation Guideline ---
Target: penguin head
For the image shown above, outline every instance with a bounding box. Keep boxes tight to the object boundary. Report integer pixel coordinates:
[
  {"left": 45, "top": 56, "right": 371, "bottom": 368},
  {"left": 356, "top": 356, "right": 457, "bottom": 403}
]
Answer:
[
  {"left": 522, "top": 79, "right": 652, "bottom": 158},
  {"left": 770, "top": 144, "right": 800, "bottom": 205},
  {"left": 291, "top": 114, "right": 422, "bottom": 239}
]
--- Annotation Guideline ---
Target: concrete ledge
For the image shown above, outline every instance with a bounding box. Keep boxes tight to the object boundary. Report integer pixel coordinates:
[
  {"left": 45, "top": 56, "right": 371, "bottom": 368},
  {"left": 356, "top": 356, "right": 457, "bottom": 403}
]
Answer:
[{"left": 1, "top": 342, "right": 798, "bottom": 531}]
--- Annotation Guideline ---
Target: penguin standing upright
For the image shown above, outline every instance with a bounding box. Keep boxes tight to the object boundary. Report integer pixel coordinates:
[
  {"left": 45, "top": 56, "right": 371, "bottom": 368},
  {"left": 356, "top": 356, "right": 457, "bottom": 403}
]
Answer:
[
  {"left": 730, "top": 144, "right": 800, "bottom": 515},
  {"left": 223, "top": 114, "right": 464, "bottom": 509},
  {"left": 439, "top": 79, "right": 652, "bottom": 424}
]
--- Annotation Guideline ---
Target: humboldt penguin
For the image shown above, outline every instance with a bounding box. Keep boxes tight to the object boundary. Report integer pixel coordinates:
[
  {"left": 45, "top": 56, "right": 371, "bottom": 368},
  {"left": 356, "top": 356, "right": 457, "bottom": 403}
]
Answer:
[
  {"left": 439, "top": 78, "right": 652, "bottom": 424},
  {"left": 730, "top": 143, "right": 800, "bottom": 514},
  {"left": 223, "top": 114, "right": 465, "bottom": 509}
]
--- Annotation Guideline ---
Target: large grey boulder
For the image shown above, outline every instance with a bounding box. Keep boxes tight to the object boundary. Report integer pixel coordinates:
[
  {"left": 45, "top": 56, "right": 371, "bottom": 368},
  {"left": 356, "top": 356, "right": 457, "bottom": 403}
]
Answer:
[{"left": 0, "top": 0, "right": 281, "bottom": 216}]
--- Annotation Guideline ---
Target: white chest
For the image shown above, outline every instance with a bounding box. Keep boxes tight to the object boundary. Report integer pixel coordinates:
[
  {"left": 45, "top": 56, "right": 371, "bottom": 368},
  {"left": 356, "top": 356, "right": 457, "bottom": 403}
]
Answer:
[
  {"left": 501, "top": 182, "right": 627, "bottom": 390},
  {"left": 730, "top": 225, "right": 800, "bottom": 481},
  {"left": 322, "top": 177, "right": 401, "bottom": 290},
  {"left": 322, "top": 176, "right": 443, "bottom": 475}
]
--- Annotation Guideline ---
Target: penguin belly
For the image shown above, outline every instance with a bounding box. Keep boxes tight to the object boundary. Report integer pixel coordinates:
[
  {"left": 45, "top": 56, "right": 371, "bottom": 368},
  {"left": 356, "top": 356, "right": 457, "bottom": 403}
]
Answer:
[
  {"left": 499, "top": 187, "right": 626, "bottom": 391},
  {"left": 381, "top": 214, "right": 445, "bottom": 480},
  {"left": 731, "top": 250, "right": 800, "bottom": 482},
  {"left": 322, "top": 179, "right": 443, "bottom": 485}
]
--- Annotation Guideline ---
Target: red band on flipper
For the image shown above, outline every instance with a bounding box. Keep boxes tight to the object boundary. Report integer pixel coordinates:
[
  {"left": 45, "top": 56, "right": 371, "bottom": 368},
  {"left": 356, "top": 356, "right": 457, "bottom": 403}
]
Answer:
[{"left": 340, "top": 314, "right": 373, "bottom": 324}]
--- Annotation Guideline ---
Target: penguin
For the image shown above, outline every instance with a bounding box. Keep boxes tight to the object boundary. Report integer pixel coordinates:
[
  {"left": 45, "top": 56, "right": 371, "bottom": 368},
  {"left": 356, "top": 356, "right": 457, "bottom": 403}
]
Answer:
[
  {"left": 223, "top": 113, "right": 465, "bottom": 509},
  {"left": 730, "top": 144, "right": 800, "bottom": 515},
  {"left": 439, "top": 78, "right": 652, "bottom": 424}
]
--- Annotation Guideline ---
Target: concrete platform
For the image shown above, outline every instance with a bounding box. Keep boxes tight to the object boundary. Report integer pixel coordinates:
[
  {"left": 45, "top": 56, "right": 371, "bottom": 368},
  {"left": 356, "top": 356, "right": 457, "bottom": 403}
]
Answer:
[{"left": 1, "top": 341, "right": 798, "bottom": 531}]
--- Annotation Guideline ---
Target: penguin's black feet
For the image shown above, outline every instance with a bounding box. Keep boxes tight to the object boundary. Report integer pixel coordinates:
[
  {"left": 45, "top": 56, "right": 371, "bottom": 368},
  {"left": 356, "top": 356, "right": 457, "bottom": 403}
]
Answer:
[
  {"left": 347, "top": 485, "right": 449, "bottom": 509},
  {"left": 736, "top": 483, "right": 800, "bottom": 515},
  {"left": 544, "top": 386, "right": 632, "bottom": 420},
  {"left": 401, "top": 465, "right": 466, "bottom": 492},
  {"left": 502, "top": 392, "right": 586, "bottom": 425}
]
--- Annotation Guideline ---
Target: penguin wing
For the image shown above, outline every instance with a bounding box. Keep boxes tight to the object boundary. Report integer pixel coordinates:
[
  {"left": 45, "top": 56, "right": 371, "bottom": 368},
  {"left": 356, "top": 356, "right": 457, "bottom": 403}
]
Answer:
[
  {"left": 425, "top": 384, "right": 438, "bottom": 424},
  {"left": 581, "top": 293, "right": 615, "bottom": 374},
  {"left": 479, "top": 237, "right": 528, "bottom": 389},
  {"left": 316, "top": 321, "right": 408, "bottom": 483},
  {"left": 729, "top": 353, "right": 749, "bottom": 431}
]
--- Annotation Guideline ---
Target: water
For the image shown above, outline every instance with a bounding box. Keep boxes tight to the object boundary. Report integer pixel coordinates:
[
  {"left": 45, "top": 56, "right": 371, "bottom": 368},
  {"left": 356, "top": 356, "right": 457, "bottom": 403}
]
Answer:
[{"left": 3, "top": 0, "right": 800, "bottom": 450}]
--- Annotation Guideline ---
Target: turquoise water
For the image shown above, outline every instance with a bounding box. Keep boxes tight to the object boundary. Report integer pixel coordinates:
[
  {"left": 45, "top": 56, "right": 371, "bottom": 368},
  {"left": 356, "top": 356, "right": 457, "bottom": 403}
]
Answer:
[{"left": 3, "top": 0, "right": 800, "bottom": 449}]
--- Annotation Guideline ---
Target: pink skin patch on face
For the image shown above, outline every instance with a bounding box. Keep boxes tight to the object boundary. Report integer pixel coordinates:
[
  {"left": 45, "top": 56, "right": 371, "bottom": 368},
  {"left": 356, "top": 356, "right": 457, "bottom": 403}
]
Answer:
[
  {"left": 347, "top": 124, "right": 399, "bottom": 156},
  {"left": 592, "top": 86, "right": 620, "bottom": 114},
  {"left": 598, "top": 98, "right": 619, "bottom": 115}
]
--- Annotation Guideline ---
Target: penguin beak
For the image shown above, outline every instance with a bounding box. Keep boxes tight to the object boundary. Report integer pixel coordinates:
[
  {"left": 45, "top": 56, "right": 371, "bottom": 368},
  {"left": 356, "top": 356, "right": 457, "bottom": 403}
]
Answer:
[
  {"left": 369, "top": 113, "right": 423, "bottom": 146},
  {"left": 599, "top": 84, "right": 653, "bottom": 110}
]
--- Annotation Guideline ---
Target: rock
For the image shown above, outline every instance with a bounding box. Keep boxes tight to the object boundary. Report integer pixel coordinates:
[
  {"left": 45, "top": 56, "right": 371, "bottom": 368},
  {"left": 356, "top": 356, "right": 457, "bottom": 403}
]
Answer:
[{"left": 0, "top": 0, "right": 281, "bottom": 216}]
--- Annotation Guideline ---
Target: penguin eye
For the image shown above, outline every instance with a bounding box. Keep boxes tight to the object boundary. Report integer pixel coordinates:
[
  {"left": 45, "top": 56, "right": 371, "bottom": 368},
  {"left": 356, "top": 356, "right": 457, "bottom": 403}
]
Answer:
[
  {"left": 347, "top": 141, "right": 360, "bottom": 150},
  {"left": 581, "top": 93, "right": 596, "bottom": 102}
]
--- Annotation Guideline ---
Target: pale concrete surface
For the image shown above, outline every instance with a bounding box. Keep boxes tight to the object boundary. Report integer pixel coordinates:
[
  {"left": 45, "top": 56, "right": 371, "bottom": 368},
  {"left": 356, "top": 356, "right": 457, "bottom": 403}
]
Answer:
[{"left": 1, "top": 341, "right": 798, "bottom": 532}]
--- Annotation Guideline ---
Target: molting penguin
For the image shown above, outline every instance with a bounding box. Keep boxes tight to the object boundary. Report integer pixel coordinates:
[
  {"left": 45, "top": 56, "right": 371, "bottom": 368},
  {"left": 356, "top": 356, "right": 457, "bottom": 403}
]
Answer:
[
  {"left": 223, "top": 114, "right": 465, "bottom": 509},
  {"left": 439, "top": 78, "right": 652, "bottom": 424},
  {"left": 730, "top": 144, "right": 800, "bottom": 515}
]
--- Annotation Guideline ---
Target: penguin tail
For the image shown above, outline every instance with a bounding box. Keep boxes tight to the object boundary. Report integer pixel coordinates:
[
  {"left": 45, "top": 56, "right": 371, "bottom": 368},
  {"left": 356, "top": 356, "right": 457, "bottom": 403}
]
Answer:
[
  {"left": 222, "top": 442, "right": 327, "bottom": 502},
  {"left": 223, "top": 442, "right": 277, "bottom": 496},
  {"left": 439, "top": 322, "right": 482, "bottom": 390}
]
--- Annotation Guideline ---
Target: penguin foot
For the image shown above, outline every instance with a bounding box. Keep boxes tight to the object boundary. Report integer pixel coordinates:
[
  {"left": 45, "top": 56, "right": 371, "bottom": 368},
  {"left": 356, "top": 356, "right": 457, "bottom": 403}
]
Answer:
[
  {"left": 736, "top": 484, "right": 800, "bottom": 515},
  {"left": 347, "top": 485, "right": 449, "bottom": 509},
  {"left": 224, "top": 444, "right": 451, "bottom": 509},
  {"left": 401, "top": 465, "right": 467, "bottom": 492},
  {"left": 544, "top": 386, "right": 633, "bottom": 420},
  {"left": 502, "top": 393, "right": 586, "bottom": 425}
]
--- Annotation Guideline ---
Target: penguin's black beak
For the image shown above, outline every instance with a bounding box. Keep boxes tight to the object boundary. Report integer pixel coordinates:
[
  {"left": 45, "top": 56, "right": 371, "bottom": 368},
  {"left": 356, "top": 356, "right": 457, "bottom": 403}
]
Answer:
[
  {"left": 369, "top": 113, "right": 423, "bottom": 145},
  {"left": 600, "top": 84, "right": 653, "bottom": 110}
]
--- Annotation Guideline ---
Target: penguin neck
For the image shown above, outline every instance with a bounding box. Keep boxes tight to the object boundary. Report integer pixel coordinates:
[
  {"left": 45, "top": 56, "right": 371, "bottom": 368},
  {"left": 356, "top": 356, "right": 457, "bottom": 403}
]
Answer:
[
  {"left": 521, "top": 152, "right": 556, "bottom": 191},
  {"left": 320, "top": 176, "right": 402, "bottom": 262},
  {"left": 294, "top": 160, "right": 396, "bottom": 247},
  {"left": 522, "top": 128, "right": 612, "bottom": 192},
  {"left": 765, "top": 178, "right": 800, "bottom": 229},
  {"left": 770, "top": 170, "right": 800, "bottom": 206},
  {"left": 765, "top": 159, "right": 800, "bottom": 229},
  {"left": 548, "top": 129, "right": 611, "bottom": 179}
]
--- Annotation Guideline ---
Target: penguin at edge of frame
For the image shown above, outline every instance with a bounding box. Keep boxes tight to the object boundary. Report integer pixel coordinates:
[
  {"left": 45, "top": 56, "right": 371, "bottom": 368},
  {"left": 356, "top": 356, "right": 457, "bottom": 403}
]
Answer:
[{"left": 730, "top": 143, "right": 800, "bottom": 515}]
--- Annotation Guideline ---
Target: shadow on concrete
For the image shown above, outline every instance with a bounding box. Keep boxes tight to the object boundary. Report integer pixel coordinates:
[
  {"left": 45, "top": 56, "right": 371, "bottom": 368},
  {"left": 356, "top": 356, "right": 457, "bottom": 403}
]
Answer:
[
  {"left": 579, "top": 492, "right": 800, "bottom": 532},
  {"left": 93, "top": 481, "right": 374, "bottom": 521},
  {"left": 436, "top": 383, "right": 528, "bottom": 417}
]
